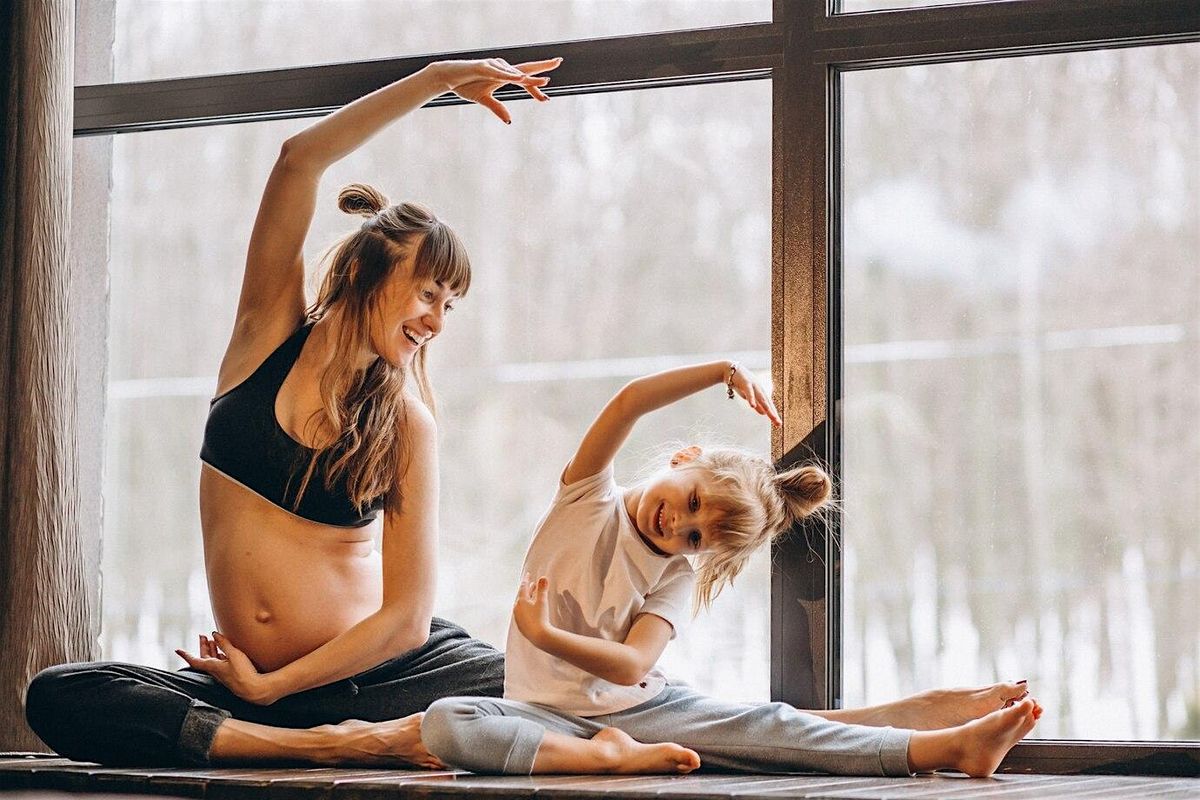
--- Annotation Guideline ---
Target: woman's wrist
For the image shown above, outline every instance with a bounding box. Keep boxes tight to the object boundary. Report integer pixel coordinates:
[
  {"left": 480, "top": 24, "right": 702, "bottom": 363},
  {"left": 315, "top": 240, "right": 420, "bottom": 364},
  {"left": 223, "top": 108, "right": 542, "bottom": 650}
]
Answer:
[
  {"left": 255, "top": 670, "right": 289, "bottom": 705},
  {"left": 419, "top": 61, "right": 451, "bottom": 93}
]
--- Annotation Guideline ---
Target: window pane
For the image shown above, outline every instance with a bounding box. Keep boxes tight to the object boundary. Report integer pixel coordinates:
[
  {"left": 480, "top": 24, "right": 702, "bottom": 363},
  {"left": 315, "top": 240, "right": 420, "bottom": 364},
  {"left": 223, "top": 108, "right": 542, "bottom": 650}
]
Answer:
[
  {"left": 89, "top": 0, "right": 770, "bottom": 84},
  {"left": 100, "top": 80, "right": 772, "bottom": 701},
  {"left": 841, "top": 44, "right": 1200, "bottom": 740}
]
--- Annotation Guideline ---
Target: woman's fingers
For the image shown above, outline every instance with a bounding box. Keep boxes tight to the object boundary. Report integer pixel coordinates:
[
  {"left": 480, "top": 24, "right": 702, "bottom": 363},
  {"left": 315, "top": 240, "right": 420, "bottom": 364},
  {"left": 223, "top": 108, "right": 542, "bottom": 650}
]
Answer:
[
  {"left": 486, "top": 57, "right": 524, "bottom": 77},
  {"left": 476, "top": 91, "right": 511, "bottom": 124},
  {"left": 515, "top": 57, "right": 564, "bottom": 75}
]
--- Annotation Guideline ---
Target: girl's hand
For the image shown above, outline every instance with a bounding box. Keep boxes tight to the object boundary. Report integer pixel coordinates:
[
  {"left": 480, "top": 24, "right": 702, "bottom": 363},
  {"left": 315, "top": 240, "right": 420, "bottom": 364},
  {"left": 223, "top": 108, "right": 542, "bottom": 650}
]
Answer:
[
  {"left": 727, "top": 362, "right": 782, "bottom": 427},
  {"left": 513, "top": 574, "right": 554, "bottom": 648},
  {"left": 431, "top": 57, "right": 563, "bottom": 124},
  {"left": 176, "top": 632, "right": 281, "bottom": 706}
]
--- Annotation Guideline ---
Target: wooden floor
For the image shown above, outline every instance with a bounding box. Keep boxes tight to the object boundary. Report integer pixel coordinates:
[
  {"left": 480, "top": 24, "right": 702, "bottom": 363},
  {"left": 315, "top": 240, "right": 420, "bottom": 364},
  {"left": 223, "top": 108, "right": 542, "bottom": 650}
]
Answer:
[{"left": 2, "top": 756, "right": 1199, "bottom": 800}]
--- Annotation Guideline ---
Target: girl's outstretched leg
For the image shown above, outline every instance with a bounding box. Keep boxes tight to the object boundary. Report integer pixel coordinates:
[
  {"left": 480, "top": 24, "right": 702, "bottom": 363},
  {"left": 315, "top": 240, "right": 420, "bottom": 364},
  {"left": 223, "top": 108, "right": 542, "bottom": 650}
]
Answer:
[{"left": 907, "top": 697, "right": 1041, "bottom": 777}]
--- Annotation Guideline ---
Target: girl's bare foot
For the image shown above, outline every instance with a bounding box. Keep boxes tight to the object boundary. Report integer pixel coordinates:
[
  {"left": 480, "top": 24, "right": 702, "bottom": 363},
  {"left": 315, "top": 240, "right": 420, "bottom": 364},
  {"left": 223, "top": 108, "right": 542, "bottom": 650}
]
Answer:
[
  {"left": 591, "top": 727, "right": 701, "bottom": 774},
  {"left": 909, "top": 698, "right": 1041, "bottom": 778},
  {"left": 320, "top": 714, "right": 445, "bottom": 769},
  {"left": 887, "top": 682, "right": 1029, "bottom": 730}
]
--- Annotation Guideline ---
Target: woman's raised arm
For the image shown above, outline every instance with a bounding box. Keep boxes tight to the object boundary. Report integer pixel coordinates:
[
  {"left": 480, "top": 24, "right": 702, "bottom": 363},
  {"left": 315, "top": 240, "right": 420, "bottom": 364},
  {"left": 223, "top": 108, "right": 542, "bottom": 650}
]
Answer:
[{"left": 231, "top": 58, "right": 558, "bottom": 339}]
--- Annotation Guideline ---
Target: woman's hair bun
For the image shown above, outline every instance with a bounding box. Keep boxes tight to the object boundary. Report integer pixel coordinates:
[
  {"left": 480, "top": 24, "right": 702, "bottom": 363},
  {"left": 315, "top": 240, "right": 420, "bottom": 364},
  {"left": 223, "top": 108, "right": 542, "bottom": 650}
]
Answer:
[{"left": 338, "top": 183, "right": 389, "bottom": 217}]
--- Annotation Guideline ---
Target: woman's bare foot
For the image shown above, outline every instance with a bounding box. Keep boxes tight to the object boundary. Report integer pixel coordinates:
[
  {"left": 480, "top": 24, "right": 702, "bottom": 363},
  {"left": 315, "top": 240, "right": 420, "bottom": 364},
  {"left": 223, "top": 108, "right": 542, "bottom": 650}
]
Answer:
[
  {"left": 319, "top": 714, "right": 445, "bottom": 769},
  {"left": 882, "top": 682, "right": 1029, "bottom": 730},
  {"left": 590, "top": 727, "right": 701, "bottom": 774},
  {"left": 908, "top": 698, "right": 1041, "bottom": 778}
]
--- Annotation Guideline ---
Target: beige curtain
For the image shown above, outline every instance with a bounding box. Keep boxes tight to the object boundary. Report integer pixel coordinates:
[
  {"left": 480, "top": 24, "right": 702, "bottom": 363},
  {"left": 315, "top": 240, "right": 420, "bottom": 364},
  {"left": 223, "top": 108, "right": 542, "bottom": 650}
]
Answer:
[{"left": 0, "top": 0, "right": 95, "bottom": 751}]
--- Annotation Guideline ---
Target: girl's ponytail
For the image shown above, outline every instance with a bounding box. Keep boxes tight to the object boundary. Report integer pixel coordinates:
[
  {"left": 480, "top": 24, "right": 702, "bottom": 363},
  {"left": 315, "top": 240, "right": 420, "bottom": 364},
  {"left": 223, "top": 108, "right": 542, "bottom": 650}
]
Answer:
[{"left": 773, "top": 464, "right": 833, "bottom": 525}]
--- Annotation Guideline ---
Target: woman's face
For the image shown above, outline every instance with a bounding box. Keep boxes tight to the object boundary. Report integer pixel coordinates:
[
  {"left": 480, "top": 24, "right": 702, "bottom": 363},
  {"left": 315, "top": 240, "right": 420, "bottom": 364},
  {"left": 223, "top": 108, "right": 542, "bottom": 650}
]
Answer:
[{"left": 370, "top": 249, "right": 460, "bottom": 368}]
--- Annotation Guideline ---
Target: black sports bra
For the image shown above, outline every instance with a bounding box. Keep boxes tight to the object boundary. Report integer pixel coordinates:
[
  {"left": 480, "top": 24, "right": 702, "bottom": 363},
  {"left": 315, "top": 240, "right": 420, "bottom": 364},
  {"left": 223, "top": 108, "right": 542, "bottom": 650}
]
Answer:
[{"left": 200, "top": 321, "right": 384, "bottom": 528}]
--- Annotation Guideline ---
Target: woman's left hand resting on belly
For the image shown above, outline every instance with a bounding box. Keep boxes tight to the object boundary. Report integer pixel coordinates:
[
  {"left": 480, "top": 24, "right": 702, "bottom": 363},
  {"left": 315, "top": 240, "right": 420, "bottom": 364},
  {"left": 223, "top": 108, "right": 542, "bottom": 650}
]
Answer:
[{"left": 177, "top": 632, "right": 282, "bottom": 705}]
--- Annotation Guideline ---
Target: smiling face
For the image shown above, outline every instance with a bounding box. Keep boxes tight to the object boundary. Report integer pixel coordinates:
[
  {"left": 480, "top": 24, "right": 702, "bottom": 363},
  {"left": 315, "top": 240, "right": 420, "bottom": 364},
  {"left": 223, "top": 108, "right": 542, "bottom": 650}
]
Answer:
[
  {"left": 369, "top": 244, "right": 461, "bottom": 368},
  {"left": 624, "top": 454, "right": 728, "bottom": 557}
]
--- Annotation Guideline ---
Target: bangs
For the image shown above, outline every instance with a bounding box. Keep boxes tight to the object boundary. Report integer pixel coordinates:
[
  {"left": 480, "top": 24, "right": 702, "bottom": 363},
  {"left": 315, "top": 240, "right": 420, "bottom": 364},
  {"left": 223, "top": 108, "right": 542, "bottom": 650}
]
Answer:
[
  {"left": 412, "top": 223, "right": 472, "bottom": 297},
  {"left": 704, "top": 470, "right": 767, "bottom": 542}
]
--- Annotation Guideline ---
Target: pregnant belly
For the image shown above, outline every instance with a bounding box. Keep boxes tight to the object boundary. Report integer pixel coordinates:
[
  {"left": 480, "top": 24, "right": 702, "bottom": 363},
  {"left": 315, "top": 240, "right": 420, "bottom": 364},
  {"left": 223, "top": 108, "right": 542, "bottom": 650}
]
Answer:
[{"left": 200, "top": 466, "right": 384, "bottom": 672}]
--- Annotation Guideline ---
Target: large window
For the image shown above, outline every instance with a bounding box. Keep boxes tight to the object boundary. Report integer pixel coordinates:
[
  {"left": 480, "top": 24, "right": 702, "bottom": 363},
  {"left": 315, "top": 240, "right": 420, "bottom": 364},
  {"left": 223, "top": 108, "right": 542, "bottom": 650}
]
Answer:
[
  {"left": 76, "top": 0, "right": 1200, "bottom": 775},
  {"left": 101, "top": 82, "right": 773, "bottom": 700},
  {"left": 840, "top": 43, "right": 1200, "bottom": 741}
]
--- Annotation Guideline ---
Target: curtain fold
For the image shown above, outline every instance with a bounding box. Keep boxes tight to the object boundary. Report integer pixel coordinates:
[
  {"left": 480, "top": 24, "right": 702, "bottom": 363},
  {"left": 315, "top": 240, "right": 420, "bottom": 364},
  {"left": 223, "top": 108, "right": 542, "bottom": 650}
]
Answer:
[{"left": 0, "top": 0, "right": 93, "bottom": 751}]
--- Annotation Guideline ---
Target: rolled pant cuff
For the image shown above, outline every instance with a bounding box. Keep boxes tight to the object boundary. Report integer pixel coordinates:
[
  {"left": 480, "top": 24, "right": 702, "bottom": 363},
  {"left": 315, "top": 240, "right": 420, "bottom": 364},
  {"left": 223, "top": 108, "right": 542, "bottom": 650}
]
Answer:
[
  {"left": 178, "top": 700, "right": 232, "bottom": 765},
  {"left": 502, "top": 726, "right": 545, "bottom": 775},
  {"left": 878, "top": 727, "right": 914, "bottom": 776}
]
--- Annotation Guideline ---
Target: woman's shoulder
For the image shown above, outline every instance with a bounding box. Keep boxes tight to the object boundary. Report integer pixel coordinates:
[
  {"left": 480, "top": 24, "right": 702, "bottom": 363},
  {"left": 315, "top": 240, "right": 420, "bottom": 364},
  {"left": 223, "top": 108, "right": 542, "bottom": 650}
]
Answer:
[{"left": 394, "top": 391, "right": 437, "bottom": 448}]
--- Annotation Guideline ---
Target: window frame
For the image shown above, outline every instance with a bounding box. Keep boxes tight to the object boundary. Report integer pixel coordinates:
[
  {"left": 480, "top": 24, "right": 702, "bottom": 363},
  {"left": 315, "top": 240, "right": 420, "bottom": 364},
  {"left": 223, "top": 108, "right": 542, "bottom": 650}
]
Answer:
[{"left": 74, "top": 0, "right": 1200, "bottom": 776}]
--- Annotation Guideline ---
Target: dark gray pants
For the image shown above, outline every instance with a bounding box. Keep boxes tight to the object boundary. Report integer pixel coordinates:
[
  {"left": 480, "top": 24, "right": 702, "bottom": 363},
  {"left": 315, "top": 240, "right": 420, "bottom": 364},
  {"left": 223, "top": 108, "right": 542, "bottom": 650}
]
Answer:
[{"left": 25, "top": 618, "right": 504, "bottom": 767}]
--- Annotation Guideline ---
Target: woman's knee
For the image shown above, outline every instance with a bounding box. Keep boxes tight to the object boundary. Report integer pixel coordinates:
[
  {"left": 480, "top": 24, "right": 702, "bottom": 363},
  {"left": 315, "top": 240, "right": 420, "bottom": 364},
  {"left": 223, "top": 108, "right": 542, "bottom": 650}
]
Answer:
[{"left": 25, "top": 662, "right": 103, "bottom": 746}]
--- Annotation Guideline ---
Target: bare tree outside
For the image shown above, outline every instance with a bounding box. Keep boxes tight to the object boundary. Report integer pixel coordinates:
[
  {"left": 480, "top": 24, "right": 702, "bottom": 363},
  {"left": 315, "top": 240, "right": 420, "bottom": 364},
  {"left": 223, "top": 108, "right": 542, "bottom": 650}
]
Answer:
[{"left": 842, "top": 44, "right": 1200, "bottom": 740}]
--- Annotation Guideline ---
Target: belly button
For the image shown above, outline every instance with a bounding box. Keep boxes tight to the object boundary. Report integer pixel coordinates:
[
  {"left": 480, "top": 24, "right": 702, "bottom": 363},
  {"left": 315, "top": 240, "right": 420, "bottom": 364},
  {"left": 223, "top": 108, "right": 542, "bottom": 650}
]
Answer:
[{"left": 255, "top": 609, "right": 272, "bottom": 623}]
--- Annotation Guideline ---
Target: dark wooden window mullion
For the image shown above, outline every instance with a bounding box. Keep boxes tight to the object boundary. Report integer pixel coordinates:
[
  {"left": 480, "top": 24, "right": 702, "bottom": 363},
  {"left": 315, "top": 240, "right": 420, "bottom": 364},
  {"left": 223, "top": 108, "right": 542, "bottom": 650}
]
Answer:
[
  {"left": 819, "top": 0, "right": 1200, "bottom": 68},
  {"left": 770, "top": 0, "right": 835, "bottom": 714},
  {"left": 73, "top": 24, "right": 783, "bottom": 137}
]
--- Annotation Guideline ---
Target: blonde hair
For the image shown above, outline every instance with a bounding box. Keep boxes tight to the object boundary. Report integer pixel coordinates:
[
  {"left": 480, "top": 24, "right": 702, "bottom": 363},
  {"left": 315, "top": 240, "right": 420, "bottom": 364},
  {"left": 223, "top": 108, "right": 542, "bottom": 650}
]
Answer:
[
  {"left": 289, "top": 183, "right": 471, "bottom": 519},
  {"left": 681, "top": 447, "right": 833, "bottom": 610}
]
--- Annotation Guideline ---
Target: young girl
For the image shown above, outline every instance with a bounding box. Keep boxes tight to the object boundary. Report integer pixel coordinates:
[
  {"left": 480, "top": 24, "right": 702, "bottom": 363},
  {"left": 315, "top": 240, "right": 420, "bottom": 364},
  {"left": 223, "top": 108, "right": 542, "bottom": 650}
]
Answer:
[{"left": 421, "top": 360, "right": 1042, "bottom": 777}]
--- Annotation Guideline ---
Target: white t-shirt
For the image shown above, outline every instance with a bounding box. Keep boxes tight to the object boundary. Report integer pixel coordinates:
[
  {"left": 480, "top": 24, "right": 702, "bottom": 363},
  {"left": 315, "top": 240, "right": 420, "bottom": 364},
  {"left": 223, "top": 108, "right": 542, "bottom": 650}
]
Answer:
[{"left": 503, "top": 465, "right": 695, "bottom": 717}]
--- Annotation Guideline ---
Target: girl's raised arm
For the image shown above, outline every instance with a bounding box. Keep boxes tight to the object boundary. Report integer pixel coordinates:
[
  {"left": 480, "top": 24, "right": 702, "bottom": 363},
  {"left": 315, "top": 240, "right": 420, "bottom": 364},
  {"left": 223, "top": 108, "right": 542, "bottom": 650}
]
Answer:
[{"left": 562, "top": 360, "right": 781, "bottom": 485}]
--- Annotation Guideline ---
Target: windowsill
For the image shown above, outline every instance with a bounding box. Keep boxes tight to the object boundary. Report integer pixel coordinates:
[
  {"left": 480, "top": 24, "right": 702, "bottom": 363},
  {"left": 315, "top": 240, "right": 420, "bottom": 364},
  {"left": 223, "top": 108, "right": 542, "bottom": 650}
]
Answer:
[{"left": 3, "top": 753, "right": 1199, "bottom": 799}]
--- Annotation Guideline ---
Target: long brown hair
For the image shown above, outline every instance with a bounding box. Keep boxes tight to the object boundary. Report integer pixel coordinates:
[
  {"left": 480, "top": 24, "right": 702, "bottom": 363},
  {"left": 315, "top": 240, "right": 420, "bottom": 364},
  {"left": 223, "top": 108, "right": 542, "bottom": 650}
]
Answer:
[{"left": 289, "top": 183, "right": 471, "bottom": 519}]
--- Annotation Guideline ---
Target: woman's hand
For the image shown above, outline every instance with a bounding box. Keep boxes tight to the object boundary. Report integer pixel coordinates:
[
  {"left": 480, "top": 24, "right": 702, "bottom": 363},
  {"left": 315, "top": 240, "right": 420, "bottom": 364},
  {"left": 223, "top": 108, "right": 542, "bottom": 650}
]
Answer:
[
  {"left": 727, "top": 362, "right": 782, "bottom": 427},
  {"left": 513, "top": 574, "right": 554, "bottom": 648},
  {"left": 176, "top": 632, "right": 282, "bottom": 706},
  {"left": 430, "top": 57, "right": 563, "bottom": 123}
]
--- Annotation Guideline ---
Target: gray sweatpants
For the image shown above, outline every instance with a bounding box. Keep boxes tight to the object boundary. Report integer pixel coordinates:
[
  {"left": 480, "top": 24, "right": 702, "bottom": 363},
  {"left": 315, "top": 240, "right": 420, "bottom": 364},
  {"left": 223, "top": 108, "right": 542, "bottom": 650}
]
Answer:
[{"left": 422, "top": 684, "right": 913, "bottom": 776}]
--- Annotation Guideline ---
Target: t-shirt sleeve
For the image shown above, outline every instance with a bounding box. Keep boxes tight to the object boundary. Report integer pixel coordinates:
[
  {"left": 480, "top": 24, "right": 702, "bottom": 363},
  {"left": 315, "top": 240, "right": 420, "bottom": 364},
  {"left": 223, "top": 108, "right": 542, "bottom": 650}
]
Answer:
[
  {"left": 552, "top": 463, "right": 617, "bottom": 507},
  {"left": 638, "top": 560, "right": 695, "bottom": 640}
]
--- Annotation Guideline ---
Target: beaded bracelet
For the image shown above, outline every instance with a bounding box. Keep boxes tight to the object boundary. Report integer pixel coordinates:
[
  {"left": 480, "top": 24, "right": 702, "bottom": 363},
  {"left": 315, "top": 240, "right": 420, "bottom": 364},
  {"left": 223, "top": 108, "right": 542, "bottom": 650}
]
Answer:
[{"left": 726, "top": 362, "right": 738, "bottom": 399}]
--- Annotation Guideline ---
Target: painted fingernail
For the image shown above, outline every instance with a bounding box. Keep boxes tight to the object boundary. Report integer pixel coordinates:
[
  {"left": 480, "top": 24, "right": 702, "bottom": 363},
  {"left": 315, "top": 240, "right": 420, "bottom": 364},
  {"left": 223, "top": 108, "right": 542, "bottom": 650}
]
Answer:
[
  {"left": 1017, "top": 679, "right": 1028, "bottom": 685},
  {"left": 504, "top": 120, "right": 511, "bottom": 125}
]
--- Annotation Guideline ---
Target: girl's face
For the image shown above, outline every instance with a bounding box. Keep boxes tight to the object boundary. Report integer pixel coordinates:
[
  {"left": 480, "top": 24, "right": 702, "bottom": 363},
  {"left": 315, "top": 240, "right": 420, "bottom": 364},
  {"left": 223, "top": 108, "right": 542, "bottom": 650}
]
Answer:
[
  {"left": 629, "top": 459, "right": 724, "bottom": 557},
  {"left": 370, "top": 250, "right": 459, "bottom": 368}
]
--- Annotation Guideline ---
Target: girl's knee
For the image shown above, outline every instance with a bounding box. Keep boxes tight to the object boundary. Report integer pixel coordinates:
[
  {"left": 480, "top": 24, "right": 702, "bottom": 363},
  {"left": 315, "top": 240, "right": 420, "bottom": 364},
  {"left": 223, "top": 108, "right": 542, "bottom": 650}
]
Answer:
[{"left": 421, "top": 698, "right": 476, "bottom": 763}]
